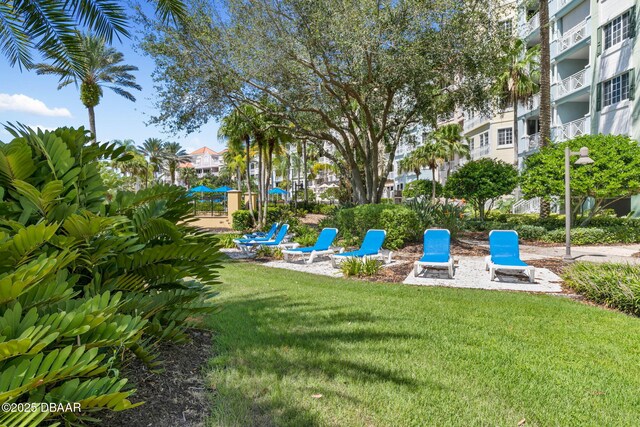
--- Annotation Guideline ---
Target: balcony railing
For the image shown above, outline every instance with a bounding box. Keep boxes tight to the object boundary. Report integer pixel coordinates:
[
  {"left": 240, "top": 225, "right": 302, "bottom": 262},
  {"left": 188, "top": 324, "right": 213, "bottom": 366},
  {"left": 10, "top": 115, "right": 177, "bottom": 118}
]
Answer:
[
  {"left": 471, "top": 145, "right": 490, "bottom": 159},
  {"left": 463, "top": 114, "right": 491, "bottom": 132},
  {"left": 557, "top": 68, "right": 589, "bottom": 97},
  {"left": 558, "top": 20, "right": 587, "bottom": 53},
  {"left": 521, "top": 133, "right": 541, "bottom": 152},
  {"left": 518, "top": 93, "right": 540, "bottom": 115},
  {"left": 556, "top": 116, "right": 590, "bottom": 141},
  {"left": 525, "top": 12, "right": 539, "bottom": 34}
]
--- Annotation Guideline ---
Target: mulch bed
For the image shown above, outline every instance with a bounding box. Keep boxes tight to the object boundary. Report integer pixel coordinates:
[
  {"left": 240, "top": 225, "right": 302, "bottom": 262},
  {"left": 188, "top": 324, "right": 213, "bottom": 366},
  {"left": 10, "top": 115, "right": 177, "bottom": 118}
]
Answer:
[{"left": 103, "top": 328, "right": 213, "bottom": 427}]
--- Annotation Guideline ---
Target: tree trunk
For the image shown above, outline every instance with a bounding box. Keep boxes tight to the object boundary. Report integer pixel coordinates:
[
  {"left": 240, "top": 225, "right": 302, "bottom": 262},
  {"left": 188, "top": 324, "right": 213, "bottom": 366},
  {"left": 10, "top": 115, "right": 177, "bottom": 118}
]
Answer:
[
  {"left": 431, "top": 166, "right": 437, "bottom": 201},
  {"left": 539, "top": 0, "right": 551, "bottom": 218},
  {"left": 245, "top": 136, "right": 256, "bottom": 223},
  {"left": 257, "top": 143, "right": 264, "bottom": 227},
  {"left": 87, "top": 106, "right": 97, "bottom": 143},
  {"left": 303, "top": 140, "right": 308, "bottom": 203},
  {"left": 513, "top": 97, "right": 519, "bottom": 166},
  {"left": 236, "top": 166, "right": 242, "bottom": 190}
]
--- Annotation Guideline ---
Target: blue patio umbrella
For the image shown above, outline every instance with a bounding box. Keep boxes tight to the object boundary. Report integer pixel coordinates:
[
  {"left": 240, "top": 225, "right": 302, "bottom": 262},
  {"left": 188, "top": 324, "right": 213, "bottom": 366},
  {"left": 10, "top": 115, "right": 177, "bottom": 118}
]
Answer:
[
  {"left": 189, "top": 185, "right": 215, "bottom": 193},
  {"left": 268, "top": 187, "right": 287, "bottom": 196},
  {"left": 212, "top": 185, "right": 234, "bottom": 192}
]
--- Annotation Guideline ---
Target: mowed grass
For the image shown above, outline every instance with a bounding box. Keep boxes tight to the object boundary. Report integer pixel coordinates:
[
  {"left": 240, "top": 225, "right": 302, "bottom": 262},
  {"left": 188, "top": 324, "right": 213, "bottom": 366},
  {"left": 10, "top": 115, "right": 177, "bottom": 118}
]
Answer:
[{"left": 208, "top": 262, "right": 640, "bottom": 426}]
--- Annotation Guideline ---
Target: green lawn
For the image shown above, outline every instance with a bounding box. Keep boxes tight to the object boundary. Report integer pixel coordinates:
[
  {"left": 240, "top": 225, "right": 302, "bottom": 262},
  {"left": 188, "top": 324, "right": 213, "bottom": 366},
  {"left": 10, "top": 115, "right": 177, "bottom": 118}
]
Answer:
[{"left": 208, "top": 262, "right": 640, "bottom": 426}]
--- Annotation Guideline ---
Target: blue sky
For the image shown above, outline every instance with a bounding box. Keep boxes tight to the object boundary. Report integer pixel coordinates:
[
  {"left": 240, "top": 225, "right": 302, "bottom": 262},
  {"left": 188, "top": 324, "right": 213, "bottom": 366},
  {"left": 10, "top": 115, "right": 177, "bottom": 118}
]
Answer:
[{"left": 0, "top": 7, "right": 224, "bottom": 154}]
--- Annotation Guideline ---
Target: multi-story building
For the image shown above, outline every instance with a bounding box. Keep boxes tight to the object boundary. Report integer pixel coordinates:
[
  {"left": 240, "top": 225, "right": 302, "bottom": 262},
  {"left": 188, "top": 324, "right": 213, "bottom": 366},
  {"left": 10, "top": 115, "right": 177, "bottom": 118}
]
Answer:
[
  {"left": 515, "top": 0, "right": 638, "bottom": 212},
  {"left": 187, "top": 147, "right": 227, "bottom": 178}
]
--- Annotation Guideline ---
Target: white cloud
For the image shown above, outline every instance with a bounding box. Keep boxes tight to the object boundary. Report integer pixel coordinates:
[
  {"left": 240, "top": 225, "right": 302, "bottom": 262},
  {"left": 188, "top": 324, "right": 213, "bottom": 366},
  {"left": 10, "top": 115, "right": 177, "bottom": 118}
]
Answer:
[{"left": 0, "top": 94, "right": 72, "bottom": 117}]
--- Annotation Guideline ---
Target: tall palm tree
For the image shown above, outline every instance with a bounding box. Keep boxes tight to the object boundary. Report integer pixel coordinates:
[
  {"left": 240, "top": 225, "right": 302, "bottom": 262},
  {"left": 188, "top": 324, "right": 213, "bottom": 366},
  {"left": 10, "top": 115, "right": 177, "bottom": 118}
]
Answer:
[
  {"left": 138, "top": 138, "right": 165, "bottom": 179},
  {"left": 538, "top": 0, "right": 552, "bottom": 218},
  {"left": 1, "top": 0, "right": 186, "bottom": 69},
  {"left": 179, "top": 166, "right": 197, "bottom": 189},
  {"left": 494, "top": 39, "right": 540, "bottom": 165},
  {"left": 414, "top": 142, "right": 448, "bottom": 201},
  {"left": 398, "top": 154, "right": 425, "bottom": 180},
  {"left": 34, "top": 32, "right": 141, "bottom": 142},
  {"left": 432, "top": 123, "right": 470, "bottom": 178},
  {"left": 219, "top": 104, "right": 260, "bottom": 223},
  {"left": 223, "top": 147, "right": 246, "bottom": 191},
  {"left": 163, "top": 142, "right": 190, "bottom": 185}
]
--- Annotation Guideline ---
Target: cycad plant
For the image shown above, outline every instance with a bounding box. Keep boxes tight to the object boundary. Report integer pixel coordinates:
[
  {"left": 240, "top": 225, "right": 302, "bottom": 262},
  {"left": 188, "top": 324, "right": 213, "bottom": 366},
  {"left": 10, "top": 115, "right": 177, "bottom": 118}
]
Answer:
[
  {"left": 34, "top": 32, "right": 141, "bottom": 142},
  {"left": 0, "top": 124, "right": 221, "bottom": 426}
]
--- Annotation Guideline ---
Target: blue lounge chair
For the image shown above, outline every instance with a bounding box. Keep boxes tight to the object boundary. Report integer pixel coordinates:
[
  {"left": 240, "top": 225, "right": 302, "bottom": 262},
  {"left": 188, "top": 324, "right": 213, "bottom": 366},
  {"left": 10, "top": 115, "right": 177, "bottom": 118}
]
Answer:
[
  {"left": 331, "top": 229, "right": 391, "bottom": 267},
  {"left": 235, "top": 223, "right": 279, "bottom": 244},
  {"left": 243, "top": 222, "right": 278, "bottom": 240},
  {"left": 237, "top": 224, "right": 292, "bottom": 252},
  {"left": 485, "top": 230, "right": 535, "bottom": 283},
  {"left": 282, "top": 228, "right": 340, "bottom": 263},
  {"left": 414, "top": 229, "right": 454, "bottom": 278}
]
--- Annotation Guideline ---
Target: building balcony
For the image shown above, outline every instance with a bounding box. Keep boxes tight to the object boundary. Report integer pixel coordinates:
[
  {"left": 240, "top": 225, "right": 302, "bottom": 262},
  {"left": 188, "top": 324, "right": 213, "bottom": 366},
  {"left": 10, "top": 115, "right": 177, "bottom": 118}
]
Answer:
[
  {"left": 555, "top": 115, "right": 590, "bottom": 141},
  {"left": 463, "top": 113, "right": 491, "bottom": 133},
  {"left": 525, "top": 12, "right": 539, "bottom": 36},
  {"left": 518, "top": 93, "right": 540, "bottom": 117},
  {"left": 556, "top": 67, "right": 590, "bottom": 99},
  {"left": 471, "top": 145, "right": 490, "bottom": 159},
  {"left": 520, "top": 133, "right": 541, "bottom": 153},
  {"left": 557, "top": 20, "right": 588, "bottom": 54}
]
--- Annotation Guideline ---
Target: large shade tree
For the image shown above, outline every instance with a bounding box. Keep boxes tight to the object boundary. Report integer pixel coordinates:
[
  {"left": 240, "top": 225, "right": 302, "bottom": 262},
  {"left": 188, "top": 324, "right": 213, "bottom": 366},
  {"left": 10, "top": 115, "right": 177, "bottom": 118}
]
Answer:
[
  {"left": 34, "top": 33, "right": 141, "bottom": 142},
  {"left": 140, "top": 0, "right": 509, "bottom": 204}
]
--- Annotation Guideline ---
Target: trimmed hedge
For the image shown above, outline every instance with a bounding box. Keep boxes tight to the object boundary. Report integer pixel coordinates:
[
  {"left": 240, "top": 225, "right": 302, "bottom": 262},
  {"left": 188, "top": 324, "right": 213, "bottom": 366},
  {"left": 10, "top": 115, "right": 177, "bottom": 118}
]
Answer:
[{"left": 321, "top": 204, "right": 420, "bottom": 250}]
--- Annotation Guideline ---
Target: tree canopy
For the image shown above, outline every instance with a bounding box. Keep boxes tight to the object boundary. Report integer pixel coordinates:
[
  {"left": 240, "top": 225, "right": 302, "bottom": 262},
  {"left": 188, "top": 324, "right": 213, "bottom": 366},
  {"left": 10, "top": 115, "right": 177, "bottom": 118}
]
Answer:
[
  {"left": 444, "top": 158, "right": 518, "bottom": 220},
  {"left": 139, "top": 0, "right": 509, "bottom": 203},
  {"left": 520, "top": 134, "right": 640, "bottom": 224}
]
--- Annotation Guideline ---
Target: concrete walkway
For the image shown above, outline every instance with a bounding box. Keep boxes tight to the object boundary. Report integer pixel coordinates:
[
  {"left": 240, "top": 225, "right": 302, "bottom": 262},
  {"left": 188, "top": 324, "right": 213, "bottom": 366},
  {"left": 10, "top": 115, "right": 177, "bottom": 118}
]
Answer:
[
  {"left": 403, "top": 256, "right": 562, "bottom": 293},
  {"left": 520, "top": 244, "right": 640, "bottom": 264}
]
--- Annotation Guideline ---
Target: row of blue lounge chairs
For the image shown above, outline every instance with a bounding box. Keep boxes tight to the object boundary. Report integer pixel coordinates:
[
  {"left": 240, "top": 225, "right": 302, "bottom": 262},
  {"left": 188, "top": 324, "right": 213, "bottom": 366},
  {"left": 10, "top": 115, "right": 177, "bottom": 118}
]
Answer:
[{"left": 233, "top": 223, "right": 535, "bottom": 282}]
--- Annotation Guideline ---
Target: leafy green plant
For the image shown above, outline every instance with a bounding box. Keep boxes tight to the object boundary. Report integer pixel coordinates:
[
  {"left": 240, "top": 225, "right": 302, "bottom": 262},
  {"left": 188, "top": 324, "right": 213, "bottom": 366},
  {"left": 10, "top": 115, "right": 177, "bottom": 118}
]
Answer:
[
  {"left": 340, "top": 258, "right": 381, "bottom": 277},
  {"left": 216, "top": 233, "right": 243, "bottom": 248},
  {"left": 512, "top": 225, "right": 547, "bottom": 241},
  {"left": 564, "top": 263, "right": 640, "bottom": 316},
  {"left": 232, "top": 210, "right": 254, "bottom": 231},
  {"left": 0, "top": 125, "right": 221, "bottom": 426},
  {"left": 402, "top": 179, "right": 443, "bottom": 199},
  {"left": 294, "top": 226, "right": 318, "bottom": 247},
  {"left": 255, "top": 246, "right": 273, "bottom": 258}
]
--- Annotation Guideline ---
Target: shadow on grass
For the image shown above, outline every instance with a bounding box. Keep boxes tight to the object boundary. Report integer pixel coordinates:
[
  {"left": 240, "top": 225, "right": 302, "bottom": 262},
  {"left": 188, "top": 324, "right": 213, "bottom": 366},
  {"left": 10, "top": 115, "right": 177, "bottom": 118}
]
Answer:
[{"left": 208, "top": 290, "right": 422, "bottom": 426}]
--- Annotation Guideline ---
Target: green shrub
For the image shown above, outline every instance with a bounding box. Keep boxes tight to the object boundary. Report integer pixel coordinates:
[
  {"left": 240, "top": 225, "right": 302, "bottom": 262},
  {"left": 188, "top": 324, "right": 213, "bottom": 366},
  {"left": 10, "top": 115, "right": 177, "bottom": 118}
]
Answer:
[
  {"left": 513, "top": 225, "right": 547, "bottom": 241},
  {"left": 325, "top": 204, "right": 419, "bottom": 250},
  {"left": 379, "top": 207, "right": 421, "bottom": 250},
  {"left": 340, "top": 258, "right": 381, "bottom": 277},
  {"left": 216, "top": 233, "right": 243, "bottom": 248},
  {"left": 564, "top": 263, "right": 640, "bottom": 316},
  {"left": 293, "top": 225, "right": 318, "bottom": 247},
  {"left": 540, "top": 228, "right": 616, "bottom": 245},
  {"left": 402, "top": 179, "right": 443, "bottom": 199},
  {"left": 0, "top": 125, "right": 221, "bottom": 426},
  {"left": 232, "top": 210, "right": 254, "bottom": 231}
]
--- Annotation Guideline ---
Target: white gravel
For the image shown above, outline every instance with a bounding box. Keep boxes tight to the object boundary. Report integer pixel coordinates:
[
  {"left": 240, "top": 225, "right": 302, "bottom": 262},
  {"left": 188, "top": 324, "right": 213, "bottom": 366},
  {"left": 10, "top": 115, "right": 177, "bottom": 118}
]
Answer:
[{"left": 404, "top": 256, "right": 563, "bottom": 293}]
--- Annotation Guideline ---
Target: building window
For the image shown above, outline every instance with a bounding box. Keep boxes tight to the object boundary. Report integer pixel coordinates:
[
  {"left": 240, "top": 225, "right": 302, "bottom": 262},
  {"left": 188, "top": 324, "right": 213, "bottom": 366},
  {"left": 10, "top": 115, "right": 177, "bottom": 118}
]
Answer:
[
  {"left": 497, "top": 128, "right": 513, "bottom": 146},
  {"left": 499, "top": 20, "right": 513, "bottom": 36},
  {"left": 480, "top": 132, "right": 489, "bottom": 146},
  {"left": 602, "top": 72, "right": 630, "bottom": 107},
  {"left": 604, "top": 10, "right": 632, "bottom": 50},
  {"left": 469, "top": 137, "right": 475, "bottom": 151}
]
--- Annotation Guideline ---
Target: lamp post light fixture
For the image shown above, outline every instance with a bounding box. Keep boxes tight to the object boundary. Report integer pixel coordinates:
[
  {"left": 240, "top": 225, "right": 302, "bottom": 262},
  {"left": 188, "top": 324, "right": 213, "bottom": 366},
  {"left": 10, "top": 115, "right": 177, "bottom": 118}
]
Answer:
[{"left": 564, "top": 146, "right": 594, "bottom": 261}]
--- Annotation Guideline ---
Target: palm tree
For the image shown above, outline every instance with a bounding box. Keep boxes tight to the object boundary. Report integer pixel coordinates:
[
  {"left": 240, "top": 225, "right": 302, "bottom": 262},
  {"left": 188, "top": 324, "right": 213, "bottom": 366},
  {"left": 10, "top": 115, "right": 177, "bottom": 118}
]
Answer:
[
  {"left": 494, "top": 39, "right": 540, "bottom": 165},
  {"left": 138, "top": 138, "right": 165, "bottom": 179},
  {"left": 34, "top": 32, "right": 141, "bottom": 142},
  {"left": 179, "top": 166, "right": 198, "bottom": 189},
  {"left": 398, "top": 154, "right": 425, "bottom": 180},
  {"left": 432, "top": 124, "right": 469, "bottom": 178},
  {"left": 414, "top": 142, "right": 448, "bottom": 201},
  {"left": 223, "top": 147, "right": 246, "bottom": 191},
  {"left": 1, "top": 0, "right": 186, "bottom": 69},
  {"left": 538, "top": 0, "right": 552, "bottom": 218},
  {"left": 219, "top": 104, "right": 260, "bottom": 223},
  {"left": 163, "top": 142, "right": 190, "bottom": 184}
]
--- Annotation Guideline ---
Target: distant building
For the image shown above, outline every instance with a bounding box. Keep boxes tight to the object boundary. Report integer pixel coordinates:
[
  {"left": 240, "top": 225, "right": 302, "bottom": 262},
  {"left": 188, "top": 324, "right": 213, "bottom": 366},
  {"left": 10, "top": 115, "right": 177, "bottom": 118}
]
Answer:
[{"left": 187, "top": 147, "right": 227, "bottom": 178}]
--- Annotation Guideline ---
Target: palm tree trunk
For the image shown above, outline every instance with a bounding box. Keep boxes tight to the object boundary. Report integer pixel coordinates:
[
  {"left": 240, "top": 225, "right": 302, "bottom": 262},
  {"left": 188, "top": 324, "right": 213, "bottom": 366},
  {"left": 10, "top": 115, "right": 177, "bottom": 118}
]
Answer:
[
  {"left": 431, "top": 166, "right": 437, "bottom": 201},
  {"left": 539, "top": 0, "right": 551, "bottom": 218},
  {"left": 236, "top": 166, "right": 242, "bottom": 190},
  {"left": 245, "top": 136, "right": 256, "bottom": 223},
  {"left": 257, "top": 144, "right": 264, "bottom": 228},
  {"left": 87, "top": 106, "right": 97, "bottom": 142},
  {"left": 513, "top": 97, "right": 519, "bottom": 166},
  {"left": 303, "top": 140, "right": 308, "bottom": 203}
]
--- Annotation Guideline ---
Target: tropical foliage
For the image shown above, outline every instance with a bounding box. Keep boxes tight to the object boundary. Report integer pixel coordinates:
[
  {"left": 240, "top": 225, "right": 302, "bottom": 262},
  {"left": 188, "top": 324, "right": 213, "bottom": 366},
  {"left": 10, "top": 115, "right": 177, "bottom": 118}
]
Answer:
[
  {"left": 0, "top": 124, "right": 221, "bottom": 425},
  {"left": 520, "top": 134, "right": 640, "bottom": 225},
  {"left": 444, "top": 158, "right": 518, "bottom": 220}
]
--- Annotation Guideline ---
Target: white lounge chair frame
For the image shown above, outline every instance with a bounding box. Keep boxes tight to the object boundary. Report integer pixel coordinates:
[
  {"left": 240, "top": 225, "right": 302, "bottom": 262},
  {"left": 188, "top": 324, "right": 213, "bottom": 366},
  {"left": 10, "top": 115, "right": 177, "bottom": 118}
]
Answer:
[
  {"left": 414, "top": 258, "right": 454, "bottom": 278},
  {"left": 484, "top": 256, "right": 535, "bottom": 283},
  {"left": 282, "top": 246, "right": 344, "bottom": 264}
]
